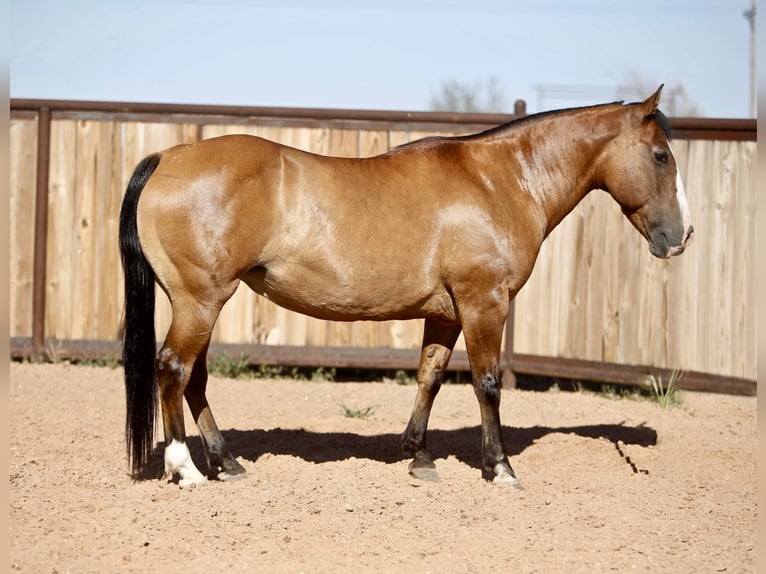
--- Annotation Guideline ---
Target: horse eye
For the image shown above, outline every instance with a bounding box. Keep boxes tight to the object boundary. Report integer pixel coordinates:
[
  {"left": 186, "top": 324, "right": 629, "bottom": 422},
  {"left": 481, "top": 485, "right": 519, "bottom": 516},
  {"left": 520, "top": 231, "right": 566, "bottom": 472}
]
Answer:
[{"left": 654, "top": 150, "right": 669, "bottom": 164}]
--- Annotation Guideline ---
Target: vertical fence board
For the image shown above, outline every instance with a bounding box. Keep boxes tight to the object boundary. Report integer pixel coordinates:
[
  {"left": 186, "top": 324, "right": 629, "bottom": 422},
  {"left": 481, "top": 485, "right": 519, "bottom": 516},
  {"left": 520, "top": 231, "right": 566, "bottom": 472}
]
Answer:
[
  {"left": 45, "top": 120, "right": 78, "bottom": 340},
  {"left": 9, "top": 118, "right": 39, "bottom": 337}
]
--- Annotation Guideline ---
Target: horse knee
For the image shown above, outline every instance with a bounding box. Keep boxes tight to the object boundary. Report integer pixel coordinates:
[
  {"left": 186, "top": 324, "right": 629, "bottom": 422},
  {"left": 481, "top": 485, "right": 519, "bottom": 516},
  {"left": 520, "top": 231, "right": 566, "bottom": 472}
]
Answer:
[{"left": 418, "top": 353, "right": 446, "bottom": 391}]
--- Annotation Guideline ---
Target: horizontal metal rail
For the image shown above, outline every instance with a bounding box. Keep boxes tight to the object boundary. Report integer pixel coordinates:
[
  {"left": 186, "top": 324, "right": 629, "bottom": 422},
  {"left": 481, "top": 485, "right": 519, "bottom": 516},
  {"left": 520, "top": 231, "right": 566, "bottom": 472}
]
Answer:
[
  {"left": 10, "top": 337, "right": 756, "bottom": 397},
  {"left": 10, "top": 98, "right": 755, "bottom": 140}
]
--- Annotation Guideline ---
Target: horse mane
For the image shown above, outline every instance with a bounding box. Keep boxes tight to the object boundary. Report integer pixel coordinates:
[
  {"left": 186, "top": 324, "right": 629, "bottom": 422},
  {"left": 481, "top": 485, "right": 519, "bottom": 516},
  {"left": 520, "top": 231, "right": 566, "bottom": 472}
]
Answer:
[
  {"left": 457, "top": 100, "right": 626, "bottom": 141},
  {"left": 393, "top": 99, "right": 672, "bottom": 152},
  {"left": 651, "top": 108, "right": 673, "bottom": 140}
]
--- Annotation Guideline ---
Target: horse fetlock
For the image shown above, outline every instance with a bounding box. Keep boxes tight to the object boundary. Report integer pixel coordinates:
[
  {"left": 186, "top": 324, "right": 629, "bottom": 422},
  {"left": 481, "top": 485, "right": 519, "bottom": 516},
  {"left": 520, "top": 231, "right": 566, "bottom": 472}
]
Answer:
[
  {"left": 400, "top": 424, "right": 427, "bottom": 457},
  {"left": 400, "top": 435, "right": 417, "bottom": 457},
  {"left": 164, "top": 439, "right": 207, "bottom": 488}
]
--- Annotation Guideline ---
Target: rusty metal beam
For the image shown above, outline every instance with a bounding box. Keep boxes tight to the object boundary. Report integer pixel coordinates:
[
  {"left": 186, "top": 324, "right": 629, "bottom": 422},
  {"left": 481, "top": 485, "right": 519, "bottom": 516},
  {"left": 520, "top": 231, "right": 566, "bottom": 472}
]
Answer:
[
  {"left": 10, "top": 98, "right": 755, "bottom": 141},
  {"left": 31, "top": 107, "right": 51, "bottom": 361},
  {"left": 10, "top": 338, "right": 756, "bottom": 397},
  {"left": 669, "top": 117, "right": 756, "bottom": 141},
  {"left": 509, "top": 353, "right": 755, "bottom": 396},
  {"left": 9, "top": 98, "right": 524, "bottom": 128}
]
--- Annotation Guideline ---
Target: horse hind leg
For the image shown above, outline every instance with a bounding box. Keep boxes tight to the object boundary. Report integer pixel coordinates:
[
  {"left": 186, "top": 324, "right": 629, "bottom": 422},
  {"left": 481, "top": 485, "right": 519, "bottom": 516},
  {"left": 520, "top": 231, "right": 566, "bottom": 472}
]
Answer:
[
  {"left": 157, "top": 296, "right": 233, "bottom": 488},
  {"left": 156, "top": 343, "right": 207, "bottom": 488},
  {"left": 184, "top": 344, "right": 246, "bottom": 482}
]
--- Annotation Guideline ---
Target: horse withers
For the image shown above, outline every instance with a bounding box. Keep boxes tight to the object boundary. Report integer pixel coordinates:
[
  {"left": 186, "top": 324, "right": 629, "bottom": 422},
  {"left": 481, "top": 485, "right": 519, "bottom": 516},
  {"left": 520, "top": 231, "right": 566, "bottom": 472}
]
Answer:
[{"left": 119, "top": 86, "right": 693, "bottom": 488}]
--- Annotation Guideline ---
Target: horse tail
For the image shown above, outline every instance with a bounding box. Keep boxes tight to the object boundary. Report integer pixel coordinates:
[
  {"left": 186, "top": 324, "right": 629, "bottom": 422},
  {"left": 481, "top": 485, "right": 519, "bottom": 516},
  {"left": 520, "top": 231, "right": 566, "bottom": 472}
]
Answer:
[{"left": 119, "top": 152, "right": 162, "bottom": 476}]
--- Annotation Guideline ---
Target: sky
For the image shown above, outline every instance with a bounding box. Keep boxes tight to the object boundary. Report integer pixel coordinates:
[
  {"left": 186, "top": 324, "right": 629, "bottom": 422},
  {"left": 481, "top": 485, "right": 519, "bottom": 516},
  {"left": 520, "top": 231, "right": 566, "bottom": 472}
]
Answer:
[{"left": 9, "top": 0, "right": 756, "bottom": 118}]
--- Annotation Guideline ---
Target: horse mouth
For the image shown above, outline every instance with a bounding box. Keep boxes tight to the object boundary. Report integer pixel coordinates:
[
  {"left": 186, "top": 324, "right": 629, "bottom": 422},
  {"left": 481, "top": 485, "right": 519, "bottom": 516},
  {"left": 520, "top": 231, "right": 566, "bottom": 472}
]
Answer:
[{"left": 651, "top": 226, "right": 694, "bottom": 259}]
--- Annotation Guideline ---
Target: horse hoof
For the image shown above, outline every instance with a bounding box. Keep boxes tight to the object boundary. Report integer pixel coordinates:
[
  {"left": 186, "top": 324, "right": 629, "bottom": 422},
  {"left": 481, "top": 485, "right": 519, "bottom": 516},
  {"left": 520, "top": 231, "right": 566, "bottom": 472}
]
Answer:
[
  {"left": 409, "top": 467, "right": 440, "bottom": 482},
  {"left": 218, "top": 470, "right": 247, "bottom": 482},
  {"left": 408, "top": 460, "right": 440, "bottom": 482},
  {"left": 492, "top": 474, "right": 524, "bottom": 489},
  {"left": 492, "top": 464, "right": 523, "bottom": 490},
  {"left": 178, "top": 476, "right": 207, "bottom": 489}
]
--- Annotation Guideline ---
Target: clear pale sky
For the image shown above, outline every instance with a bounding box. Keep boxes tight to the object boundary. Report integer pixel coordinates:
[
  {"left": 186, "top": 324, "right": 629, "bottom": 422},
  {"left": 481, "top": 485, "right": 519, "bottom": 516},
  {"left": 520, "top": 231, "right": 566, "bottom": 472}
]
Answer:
[{"left": 10, "top": 0, "right": 755, "bottom": 118}]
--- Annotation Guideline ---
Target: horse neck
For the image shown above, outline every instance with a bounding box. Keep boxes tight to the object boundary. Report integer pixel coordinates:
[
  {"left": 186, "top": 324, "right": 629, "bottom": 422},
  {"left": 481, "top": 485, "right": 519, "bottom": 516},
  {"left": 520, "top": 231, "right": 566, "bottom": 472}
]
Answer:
[{"left": 484, "top": 106, "right": 624, "bottom": 238}]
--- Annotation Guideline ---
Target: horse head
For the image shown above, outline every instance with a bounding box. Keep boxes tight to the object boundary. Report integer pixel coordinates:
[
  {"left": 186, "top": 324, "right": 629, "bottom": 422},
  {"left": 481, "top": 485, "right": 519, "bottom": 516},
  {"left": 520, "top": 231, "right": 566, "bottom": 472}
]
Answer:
[{"left": 599, "top": 85, "right": 694, "bottom": 259}]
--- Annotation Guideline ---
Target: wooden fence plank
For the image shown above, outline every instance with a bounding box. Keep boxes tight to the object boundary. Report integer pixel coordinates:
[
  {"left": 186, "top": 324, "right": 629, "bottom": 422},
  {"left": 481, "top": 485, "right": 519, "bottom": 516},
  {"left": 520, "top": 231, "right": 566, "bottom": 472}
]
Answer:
[
  {"left": 45, "top": 119, "right": 78, "bottom": 340},
  {"left": 9, "top": 119, "right": 39, "bottom": 337}
]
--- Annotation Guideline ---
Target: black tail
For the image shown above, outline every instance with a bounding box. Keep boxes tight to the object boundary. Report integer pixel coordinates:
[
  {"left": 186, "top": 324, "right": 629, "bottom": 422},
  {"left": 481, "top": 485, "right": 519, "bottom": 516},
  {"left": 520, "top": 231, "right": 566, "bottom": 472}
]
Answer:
[{"left": 119, "top": 153, "right": 162, "bottom": 476}]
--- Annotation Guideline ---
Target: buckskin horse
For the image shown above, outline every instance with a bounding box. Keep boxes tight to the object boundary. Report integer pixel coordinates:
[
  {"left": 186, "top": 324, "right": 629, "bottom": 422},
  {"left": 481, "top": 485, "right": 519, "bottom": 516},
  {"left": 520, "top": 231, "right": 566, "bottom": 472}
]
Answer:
[{"left": 119, "top": 86, "right": 693, "bottom": 488}]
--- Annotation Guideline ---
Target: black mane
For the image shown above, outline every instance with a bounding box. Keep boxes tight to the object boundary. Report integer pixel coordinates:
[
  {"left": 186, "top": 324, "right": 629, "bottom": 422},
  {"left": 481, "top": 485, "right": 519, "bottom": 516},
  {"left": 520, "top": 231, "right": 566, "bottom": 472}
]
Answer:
[
  {"left": 454, "top": 100, "right": 626, "bottom": 142},
  {"left": 652, "top": 108, "right": 673, "bottom": 140},
  {"left": 393, "top": 99, "right": 672, "bottom": 152}
]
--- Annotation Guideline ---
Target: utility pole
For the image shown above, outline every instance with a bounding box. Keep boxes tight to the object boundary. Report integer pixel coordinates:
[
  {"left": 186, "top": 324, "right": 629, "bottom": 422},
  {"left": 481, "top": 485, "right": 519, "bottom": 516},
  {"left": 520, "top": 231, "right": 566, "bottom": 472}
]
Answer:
[{"left": 744, "top": 0, "right": 756, "bottom": 117}]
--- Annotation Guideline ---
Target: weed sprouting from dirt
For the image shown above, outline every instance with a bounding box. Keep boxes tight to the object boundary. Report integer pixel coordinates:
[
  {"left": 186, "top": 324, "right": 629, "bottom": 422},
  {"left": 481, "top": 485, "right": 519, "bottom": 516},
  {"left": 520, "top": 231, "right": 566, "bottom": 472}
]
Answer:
[
  {"left": 206, "top": 353, "right": 336, "bottom": 382},
  {"left": 338, "top": 403, "right": 378, "bottom": 419},
  {"left": 647, "top": 369, "right": 684, "bottom": 408},
  {"left": 207, "top": 353, "right": 253, "bottom": 379}
]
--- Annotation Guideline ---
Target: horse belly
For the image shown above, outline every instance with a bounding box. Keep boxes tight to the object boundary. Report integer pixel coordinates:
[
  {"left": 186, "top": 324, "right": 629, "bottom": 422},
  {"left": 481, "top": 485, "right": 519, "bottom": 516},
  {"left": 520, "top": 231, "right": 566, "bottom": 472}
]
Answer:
[{"left": 242, "top": 259, "right": 453, "bottom": 322}]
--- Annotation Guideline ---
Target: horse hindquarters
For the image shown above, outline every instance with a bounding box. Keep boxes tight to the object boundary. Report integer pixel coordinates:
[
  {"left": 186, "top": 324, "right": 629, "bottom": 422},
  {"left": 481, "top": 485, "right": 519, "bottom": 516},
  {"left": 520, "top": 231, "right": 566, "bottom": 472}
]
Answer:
[{"left": 130, "top": 152, "right": 248, "bottom": 486}]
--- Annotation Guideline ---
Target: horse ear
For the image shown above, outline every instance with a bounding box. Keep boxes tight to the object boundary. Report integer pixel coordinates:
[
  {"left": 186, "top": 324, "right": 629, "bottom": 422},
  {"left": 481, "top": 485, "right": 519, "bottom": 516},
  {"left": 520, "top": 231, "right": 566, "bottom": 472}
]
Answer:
[{"left": 642, "top": 84, "right": 664, "bottom": 115}]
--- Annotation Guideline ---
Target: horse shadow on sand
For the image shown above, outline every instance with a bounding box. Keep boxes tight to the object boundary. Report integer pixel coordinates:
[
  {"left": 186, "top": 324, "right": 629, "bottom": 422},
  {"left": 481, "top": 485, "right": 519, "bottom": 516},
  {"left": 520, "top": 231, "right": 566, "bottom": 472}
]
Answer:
[{"left": 139, "top": 422, "right": 657, "bottom": 481}]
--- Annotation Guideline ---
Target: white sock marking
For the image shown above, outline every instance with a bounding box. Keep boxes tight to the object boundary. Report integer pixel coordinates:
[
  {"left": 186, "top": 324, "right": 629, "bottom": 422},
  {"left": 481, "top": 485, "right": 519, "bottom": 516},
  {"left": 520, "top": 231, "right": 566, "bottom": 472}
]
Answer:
[{"left": 164, "top": 439, "right": 207, "bottom": 488}]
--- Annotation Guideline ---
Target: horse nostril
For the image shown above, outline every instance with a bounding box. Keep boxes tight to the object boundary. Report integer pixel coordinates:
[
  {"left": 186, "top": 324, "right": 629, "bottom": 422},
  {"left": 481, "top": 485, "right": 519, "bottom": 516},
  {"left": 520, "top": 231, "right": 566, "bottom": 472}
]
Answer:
[{"left": 683, "top": 225, "right": 695, "bottom": 246}]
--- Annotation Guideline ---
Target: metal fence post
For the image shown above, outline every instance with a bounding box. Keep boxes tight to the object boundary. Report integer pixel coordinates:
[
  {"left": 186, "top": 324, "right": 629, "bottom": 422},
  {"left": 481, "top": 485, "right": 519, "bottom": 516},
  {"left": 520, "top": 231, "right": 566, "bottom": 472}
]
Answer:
[{"left": 31, "top": 106, "right": 51, "bottom": 361}]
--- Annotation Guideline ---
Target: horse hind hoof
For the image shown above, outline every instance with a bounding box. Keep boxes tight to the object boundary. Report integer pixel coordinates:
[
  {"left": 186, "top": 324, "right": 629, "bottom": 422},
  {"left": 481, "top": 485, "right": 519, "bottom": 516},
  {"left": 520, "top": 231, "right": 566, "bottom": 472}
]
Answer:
[{"left": 178, "top": 476, "right": 208, "bottom": 490}]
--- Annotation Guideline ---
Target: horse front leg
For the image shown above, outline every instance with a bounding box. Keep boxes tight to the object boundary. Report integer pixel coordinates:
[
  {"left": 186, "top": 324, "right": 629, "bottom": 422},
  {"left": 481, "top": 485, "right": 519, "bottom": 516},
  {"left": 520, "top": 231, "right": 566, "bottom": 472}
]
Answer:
[
  {"left": 401, "top": 319, "right": 462, "bottom": 481},
  {"left": 460, "top": 302, "right": 522, "bottom": 488}
]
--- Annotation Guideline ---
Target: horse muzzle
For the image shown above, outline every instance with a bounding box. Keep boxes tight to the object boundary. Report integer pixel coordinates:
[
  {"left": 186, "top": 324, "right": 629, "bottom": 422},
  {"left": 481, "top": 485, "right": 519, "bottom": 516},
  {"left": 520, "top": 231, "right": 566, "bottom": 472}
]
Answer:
[{"left": 650, "top": 225, "right": 694, "bottom": 259}]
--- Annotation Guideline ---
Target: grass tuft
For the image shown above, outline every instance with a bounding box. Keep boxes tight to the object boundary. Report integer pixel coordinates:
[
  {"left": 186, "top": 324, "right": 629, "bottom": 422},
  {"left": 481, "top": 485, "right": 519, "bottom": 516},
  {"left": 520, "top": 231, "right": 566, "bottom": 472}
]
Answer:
[
  {"left": 646, "top": 369, "right": 684, "bottom": 408},
  {"left": 338, "top": 403, "right": 378, "bottom": 419}
]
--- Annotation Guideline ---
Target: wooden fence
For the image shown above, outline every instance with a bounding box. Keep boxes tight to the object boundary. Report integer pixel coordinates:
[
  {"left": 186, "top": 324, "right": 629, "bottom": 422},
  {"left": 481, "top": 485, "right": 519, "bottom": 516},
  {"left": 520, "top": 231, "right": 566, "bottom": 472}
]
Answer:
[{"left": 9, "top": 100, "right": 756, "bottom": 393}]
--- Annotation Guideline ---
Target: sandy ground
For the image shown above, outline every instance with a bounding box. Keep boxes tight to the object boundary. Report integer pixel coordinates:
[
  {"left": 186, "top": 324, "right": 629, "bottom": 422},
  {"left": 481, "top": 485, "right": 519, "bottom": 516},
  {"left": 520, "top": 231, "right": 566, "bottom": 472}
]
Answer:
[{"left": 9, "top": 361, "right": 756, "bottom": 573}]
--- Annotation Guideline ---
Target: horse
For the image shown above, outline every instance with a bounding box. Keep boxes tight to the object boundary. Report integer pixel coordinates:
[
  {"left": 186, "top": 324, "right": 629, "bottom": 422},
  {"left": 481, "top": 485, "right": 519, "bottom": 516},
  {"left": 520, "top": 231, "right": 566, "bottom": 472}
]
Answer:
[{"left": 119, "top": 86, "right": 693, "bottom": 489}]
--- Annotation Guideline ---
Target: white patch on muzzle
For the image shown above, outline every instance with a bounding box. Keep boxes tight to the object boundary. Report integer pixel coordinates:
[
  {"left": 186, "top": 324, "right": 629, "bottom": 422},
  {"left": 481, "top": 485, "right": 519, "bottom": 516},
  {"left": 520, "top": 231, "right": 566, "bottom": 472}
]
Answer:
[{"left": 670, "top": 144, "right": 694, "bottom": 254}]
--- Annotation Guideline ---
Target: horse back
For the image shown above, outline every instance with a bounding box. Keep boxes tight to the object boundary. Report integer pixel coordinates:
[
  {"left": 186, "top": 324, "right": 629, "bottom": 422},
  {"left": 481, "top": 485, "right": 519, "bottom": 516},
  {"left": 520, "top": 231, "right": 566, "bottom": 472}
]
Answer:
[{"left": 136, "top": 134, "right": 522, "bottom": 322}]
